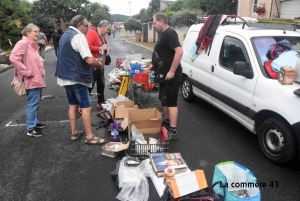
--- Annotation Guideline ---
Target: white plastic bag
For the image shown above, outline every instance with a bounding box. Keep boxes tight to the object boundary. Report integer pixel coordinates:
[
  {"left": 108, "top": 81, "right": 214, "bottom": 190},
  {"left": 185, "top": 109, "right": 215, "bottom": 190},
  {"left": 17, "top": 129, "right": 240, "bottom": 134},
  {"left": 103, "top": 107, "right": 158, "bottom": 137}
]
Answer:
[{"left": 116, "top": 157, "right": 153, "bottom": 201}]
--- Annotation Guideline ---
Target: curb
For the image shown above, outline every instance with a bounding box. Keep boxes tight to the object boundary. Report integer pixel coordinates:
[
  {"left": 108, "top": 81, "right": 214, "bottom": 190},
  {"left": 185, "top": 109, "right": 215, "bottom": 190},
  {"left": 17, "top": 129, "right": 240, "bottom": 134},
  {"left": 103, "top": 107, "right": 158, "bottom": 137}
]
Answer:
[
  {"left": 0, "top": 46, "right": 54, "bottom": 74},
  {"left": 123, "top": 39, "right": 153, "bottom": 52}
]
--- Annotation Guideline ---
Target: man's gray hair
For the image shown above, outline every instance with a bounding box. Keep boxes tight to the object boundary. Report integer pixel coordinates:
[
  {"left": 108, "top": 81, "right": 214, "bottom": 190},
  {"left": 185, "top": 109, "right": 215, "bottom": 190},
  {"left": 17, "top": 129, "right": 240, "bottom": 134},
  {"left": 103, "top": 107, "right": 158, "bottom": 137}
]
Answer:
[
  {"left": 70, "top": 15, "right": 86, "bottom": 27},
  {"left": 21, "top": 23, "right": 39, "bottom": 36},
  {"left": 98, "top": 20, "right": 110, "bottom": 27}
]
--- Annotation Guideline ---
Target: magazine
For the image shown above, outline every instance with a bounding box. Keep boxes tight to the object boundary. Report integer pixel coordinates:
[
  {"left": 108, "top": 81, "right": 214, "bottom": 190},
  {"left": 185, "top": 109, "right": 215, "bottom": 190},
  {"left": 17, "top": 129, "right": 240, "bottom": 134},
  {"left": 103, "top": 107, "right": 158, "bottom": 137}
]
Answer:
[{"left": 150, "top": 153, "right": 188, "bottom": 177}]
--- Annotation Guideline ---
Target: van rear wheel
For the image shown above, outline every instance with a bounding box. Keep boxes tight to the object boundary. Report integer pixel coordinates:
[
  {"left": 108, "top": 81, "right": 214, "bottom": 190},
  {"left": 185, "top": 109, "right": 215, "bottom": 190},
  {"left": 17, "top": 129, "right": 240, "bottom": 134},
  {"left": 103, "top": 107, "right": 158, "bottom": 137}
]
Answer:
[
  {"left": 258, "top": 118, "right": 297, "bottom": 164},
  {"left": 181, "top": 77, "right": 194, "bottom": 101}
]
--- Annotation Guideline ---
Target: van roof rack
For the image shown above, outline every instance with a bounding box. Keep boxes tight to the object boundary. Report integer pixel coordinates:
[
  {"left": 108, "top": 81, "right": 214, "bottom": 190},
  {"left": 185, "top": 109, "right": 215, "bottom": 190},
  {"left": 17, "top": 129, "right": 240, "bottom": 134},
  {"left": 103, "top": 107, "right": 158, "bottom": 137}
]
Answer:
[{"left": 223, "top": 15, "right": 300, "bottom": 31}]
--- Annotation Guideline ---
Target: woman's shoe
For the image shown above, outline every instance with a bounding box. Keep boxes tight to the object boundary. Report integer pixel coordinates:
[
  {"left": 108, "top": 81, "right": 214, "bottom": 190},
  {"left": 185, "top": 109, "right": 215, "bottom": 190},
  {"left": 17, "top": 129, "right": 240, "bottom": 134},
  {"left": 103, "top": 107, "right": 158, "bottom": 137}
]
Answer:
[{"left": 97, "top": 104, "right": 103, "bottom": 110}]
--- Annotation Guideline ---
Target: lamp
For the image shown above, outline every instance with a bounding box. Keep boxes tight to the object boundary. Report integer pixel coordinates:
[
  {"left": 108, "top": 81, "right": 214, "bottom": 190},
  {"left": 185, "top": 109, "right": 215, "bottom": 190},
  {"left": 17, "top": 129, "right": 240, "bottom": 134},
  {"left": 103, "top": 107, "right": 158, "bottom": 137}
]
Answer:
[{"left": 128, "top": 2, "right": 131, "bottom": 18}]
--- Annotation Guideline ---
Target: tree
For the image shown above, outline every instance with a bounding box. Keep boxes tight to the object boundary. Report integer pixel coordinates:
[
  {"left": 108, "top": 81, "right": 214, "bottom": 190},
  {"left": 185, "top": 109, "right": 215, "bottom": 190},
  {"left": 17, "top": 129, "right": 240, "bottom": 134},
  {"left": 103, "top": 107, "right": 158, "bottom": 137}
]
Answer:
[
  {"left": 169, "top": 10, "right": 197, "bottom": 27},
  {"left": 90, "top": 7, "right": 111, "bottom": 26},
  {"left": 140, "top": 0, "right": 160, "bottom": 23},
  {"left": 0, "top": 0, "right": 30, "bottom": 49},
  {"left": 182, "top": 0, "right": 201, "bottom": 11},
  {"left": 201, "top": 0, "right": 238, "bottom": 15},
  {"left": 124, "top": 18, "right": 142, "bottom": 33},
  {"left": 31, "top": 0, "right": 90, "bottom": 26},
  {"left": 31, "top": 13, "right": 55, "bottom": 40}
]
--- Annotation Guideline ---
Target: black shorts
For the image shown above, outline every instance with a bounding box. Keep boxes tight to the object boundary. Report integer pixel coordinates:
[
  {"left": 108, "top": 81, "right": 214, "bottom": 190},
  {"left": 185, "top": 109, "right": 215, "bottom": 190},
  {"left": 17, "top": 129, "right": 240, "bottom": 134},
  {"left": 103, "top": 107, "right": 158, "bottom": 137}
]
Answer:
[{"left": 159, "top": 83, "right": 180, "bottom": 107}]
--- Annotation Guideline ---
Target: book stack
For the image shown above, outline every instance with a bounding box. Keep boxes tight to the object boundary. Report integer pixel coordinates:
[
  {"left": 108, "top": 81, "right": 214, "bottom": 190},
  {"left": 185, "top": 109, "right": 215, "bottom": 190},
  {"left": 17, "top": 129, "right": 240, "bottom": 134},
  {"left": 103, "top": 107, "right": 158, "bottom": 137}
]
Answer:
[{"left": 149, "top": 153, "right": 188, "bottom": 177}]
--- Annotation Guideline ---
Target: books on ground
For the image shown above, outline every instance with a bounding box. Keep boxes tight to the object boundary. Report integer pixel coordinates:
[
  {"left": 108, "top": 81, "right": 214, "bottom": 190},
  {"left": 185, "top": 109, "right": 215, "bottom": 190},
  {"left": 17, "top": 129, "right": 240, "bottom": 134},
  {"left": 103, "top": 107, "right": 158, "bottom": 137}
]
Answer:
[{"left": 150, "top": 153, "right": 188, "bottom": 177}]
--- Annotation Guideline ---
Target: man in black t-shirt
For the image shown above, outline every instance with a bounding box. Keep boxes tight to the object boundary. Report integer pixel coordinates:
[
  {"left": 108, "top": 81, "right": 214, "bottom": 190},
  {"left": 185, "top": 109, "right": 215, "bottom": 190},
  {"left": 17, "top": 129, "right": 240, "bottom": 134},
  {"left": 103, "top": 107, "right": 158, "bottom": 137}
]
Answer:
[
  {"left": 152, "top": 13, "right": 183, "bottom": 140},
  {"left": 51, "top": 28, "right": 62, "bottom": 57}
]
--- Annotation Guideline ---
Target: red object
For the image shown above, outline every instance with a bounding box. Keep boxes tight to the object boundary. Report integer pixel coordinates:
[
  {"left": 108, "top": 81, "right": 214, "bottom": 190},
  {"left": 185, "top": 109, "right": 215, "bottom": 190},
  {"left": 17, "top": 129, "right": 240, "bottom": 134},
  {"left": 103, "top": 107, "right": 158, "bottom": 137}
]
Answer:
[
  {"left": 142, "top": 83, "right": 155, "bottom": 92},
  {"left": 134, "top": 73, "right": 148, "bottom": 83},
  {"left": 264, "top": 60, "right": 279, "bottom": 79},
  {"left": 159, "top": 126, "right": 169, "bottom": 148},
  {"left": 116, "top": 58, "right": 123, "bottom": 68},
  {"left": 86, "top": 27, "right": 101, "bottom": 58},
  {"left": 257, "top": 12, "right": 263, "bottom": 16}
]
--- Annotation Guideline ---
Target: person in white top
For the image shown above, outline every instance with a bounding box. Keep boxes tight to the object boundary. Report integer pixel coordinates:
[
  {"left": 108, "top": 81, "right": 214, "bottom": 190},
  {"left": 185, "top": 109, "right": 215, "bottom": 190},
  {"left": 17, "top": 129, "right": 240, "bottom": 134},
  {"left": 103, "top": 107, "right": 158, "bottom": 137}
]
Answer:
[{"left": 55, "top": 15, "right": 105, "bottom": 145}]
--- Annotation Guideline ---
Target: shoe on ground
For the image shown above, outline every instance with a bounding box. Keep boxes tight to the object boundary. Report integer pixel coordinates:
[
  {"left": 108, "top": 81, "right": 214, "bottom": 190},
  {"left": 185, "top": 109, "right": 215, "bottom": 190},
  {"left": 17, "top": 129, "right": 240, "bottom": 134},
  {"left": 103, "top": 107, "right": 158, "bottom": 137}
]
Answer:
[
  {"left": 35, "top": 122, "right": 46, "bottom": 129},
  {"left": 97, "top": 104, "right": 103, "bottom": 110},
  {"left": 168, "top": 130, "right": 178, "bottom": 140},
  {"left": 27, "top": 129, "right": 44, "bottom": 137}
]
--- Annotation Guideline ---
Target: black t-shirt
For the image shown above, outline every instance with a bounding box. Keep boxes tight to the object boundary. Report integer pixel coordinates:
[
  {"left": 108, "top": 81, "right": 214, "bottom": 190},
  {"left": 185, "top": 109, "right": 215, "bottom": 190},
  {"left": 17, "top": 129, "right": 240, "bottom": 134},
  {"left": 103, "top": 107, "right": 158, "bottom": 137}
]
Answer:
[
  {"left": 152, "top": 28, "right": 182, "bottom": 83},
  {"left": 51, "top": 32, "right": 61, "bottom": 47}
]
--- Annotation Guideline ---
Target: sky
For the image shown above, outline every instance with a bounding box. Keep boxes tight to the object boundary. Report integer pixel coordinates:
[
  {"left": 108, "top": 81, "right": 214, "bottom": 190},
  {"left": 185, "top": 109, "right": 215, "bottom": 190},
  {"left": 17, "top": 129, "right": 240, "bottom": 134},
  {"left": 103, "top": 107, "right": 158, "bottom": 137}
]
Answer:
[
  {"left": 91, "top": 0, "right": 151, "bottom": 16},
  {"left": 28, "top": 0, "right": 152, "bottom": 16}
]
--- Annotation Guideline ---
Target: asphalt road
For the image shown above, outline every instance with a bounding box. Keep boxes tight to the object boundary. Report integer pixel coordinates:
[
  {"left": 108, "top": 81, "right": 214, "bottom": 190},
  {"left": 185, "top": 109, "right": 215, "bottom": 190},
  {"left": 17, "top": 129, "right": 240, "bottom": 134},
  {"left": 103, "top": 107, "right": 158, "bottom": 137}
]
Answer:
[{"left": 0, "top": 32, "right": 300, "bottom": 201}]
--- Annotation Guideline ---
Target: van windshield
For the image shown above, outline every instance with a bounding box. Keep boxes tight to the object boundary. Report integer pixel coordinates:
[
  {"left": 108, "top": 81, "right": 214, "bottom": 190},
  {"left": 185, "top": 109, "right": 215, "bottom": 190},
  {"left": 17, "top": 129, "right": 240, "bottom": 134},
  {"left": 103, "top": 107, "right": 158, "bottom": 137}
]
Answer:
[{"left": 252, "top": 36, "right": 300, "bottom": 66}]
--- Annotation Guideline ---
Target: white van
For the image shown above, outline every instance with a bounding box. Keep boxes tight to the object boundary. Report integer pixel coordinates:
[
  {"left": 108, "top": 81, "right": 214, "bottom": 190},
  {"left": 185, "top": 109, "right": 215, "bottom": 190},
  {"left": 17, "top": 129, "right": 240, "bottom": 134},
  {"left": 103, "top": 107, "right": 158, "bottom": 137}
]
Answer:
[{"left": 180, "top": 17, "right": 300, "bottom": 164}]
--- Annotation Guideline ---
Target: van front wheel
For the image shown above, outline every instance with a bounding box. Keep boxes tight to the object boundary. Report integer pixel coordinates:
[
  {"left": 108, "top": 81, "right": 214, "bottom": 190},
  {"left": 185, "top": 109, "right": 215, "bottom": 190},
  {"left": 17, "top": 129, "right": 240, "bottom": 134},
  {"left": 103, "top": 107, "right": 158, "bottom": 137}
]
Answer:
[
  {"left": 181, "top": 77, "right": 194, "bottom": 101},
  {"left": 258, "top": 118, "right": 297, "bottom": 164}
]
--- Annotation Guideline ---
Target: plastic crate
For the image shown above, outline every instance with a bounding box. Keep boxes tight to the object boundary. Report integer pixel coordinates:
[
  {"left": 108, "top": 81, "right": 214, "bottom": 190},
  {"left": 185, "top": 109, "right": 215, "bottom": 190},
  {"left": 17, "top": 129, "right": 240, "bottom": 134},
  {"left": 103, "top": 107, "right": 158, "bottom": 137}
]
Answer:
[
  {"left": 134, "top": 73, "right": 149, "bottom": 83},
  {"left": 130, "top": 62, "right": 142, "bottom": 69},
  {"left": 128, "top": 132, "right": 169, "bottom": 160},
  {"left": 128, "top": 140, "right": 169, "bottom": 160}
]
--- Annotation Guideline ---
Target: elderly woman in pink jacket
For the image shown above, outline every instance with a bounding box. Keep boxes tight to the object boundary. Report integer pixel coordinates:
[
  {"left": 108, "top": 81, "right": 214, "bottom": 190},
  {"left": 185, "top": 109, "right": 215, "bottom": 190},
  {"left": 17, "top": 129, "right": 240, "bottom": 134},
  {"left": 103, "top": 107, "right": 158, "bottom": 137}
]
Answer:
[{"left": 10, "top": 23, "right": 46, "bottom": 137}]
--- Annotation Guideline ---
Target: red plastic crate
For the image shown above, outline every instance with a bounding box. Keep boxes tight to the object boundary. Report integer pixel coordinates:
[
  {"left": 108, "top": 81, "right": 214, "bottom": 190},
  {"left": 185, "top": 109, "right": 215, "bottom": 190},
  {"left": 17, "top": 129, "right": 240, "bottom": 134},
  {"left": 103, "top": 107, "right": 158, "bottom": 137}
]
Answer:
[{"left": 134, "top": 73, "right": 148, "bottom": 83}]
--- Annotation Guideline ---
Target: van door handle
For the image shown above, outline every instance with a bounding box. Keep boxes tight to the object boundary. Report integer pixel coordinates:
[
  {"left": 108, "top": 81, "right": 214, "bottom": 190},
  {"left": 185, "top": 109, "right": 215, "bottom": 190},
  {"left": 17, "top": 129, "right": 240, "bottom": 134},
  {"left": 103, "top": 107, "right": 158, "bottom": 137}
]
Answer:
[{"left": 211, "top": 65, "right": 214, "bottom": 72}]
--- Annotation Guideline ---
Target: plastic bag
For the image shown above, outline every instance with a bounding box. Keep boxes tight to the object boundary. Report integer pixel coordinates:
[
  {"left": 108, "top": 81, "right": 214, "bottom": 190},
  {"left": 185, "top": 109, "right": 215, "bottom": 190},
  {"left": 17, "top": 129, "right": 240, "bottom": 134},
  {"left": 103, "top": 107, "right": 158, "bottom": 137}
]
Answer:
[
  {"left": 131, "top": 125, "right": 146, "bottom": 142},
  {"left": 188, "top": 43, "right": 198, "bottom": 62},
  {"left": 116, "top": 157, "right": 153, "bottom": 201},
  {"left": 212, "top": 161, "right": 261, "bottom": 201},
  {"left": 115, "top": 94, "right": 130, "bottom": 101}
]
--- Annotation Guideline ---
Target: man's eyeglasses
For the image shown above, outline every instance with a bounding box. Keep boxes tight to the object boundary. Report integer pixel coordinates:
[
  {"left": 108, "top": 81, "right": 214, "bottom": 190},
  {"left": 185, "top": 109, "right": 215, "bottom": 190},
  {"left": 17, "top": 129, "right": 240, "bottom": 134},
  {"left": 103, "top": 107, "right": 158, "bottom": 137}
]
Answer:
[{"left": 82, "top": 23, "right": 89, "bottom": 28}]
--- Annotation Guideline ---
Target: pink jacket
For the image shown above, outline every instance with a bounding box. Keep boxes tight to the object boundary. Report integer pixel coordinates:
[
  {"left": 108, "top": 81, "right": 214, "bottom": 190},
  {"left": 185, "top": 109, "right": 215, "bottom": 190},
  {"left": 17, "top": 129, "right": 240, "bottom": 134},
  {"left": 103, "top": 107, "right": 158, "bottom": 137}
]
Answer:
[{"left": 10, "top": 36, "right": 46, "bottom": 90}]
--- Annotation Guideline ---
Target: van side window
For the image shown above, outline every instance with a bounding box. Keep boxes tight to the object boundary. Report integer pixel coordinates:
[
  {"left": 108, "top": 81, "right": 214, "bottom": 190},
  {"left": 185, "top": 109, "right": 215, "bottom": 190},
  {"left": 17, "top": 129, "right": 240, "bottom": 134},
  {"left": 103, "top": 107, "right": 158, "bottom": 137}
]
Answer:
[{"left": 219, "top": 37, "right": 247, "bottom": 71}]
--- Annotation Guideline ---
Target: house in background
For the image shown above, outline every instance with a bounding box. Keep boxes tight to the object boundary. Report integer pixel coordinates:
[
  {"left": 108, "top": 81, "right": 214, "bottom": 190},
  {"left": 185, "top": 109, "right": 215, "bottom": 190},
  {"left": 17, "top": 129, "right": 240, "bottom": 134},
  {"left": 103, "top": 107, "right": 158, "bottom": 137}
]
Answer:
[
  {"left": 143, "top": 0, "right": 176, "bottom": 43},
  {"left": 160, "top": 0, "right": 176, "bottom": 10},
  {"left": 238, "top": 0, "right": 300, "bottom": 19}
]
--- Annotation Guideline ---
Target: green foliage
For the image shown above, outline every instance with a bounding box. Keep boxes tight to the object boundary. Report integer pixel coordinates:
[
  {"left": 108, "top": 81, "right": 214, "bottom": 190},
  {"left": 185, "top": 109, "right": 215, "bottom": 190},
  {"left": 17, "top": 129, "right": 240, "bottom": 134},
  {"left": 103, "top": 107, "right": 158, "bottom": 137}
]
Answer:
[
  {"left": 169, "top": 10, "right": 198, "bottom": 27},
  {"left": 20, "top": 0, "right": 33, "bottom": 14},
  {"left": 201, "top": 0, "right": 238, "bottom": 15},
  {"left": 138, "top": 0, "right": 160, "bottom": 23},
  {"left": 31, "top": 13, "right": 55, "bottom": 40},
  {"left": 167, "top": 0, "right": 184, "bottom": 12},
  {"left": 182, "top": 0, "right": 201, "bottom": 11},
  {"left": 111, "top": 14, "right": 130, "bottom": 22},
  {"left": 90, "top": 5, "right": 111, "bottom": 26},
  {"left": 31, "top": 0, "right": 90, "bottom": 25},
  {"left": 0, "top": 0, "right": 30, "bottom": 49},
  {"left": 124, "top": 18, "right": 142, "bottom": 33}
]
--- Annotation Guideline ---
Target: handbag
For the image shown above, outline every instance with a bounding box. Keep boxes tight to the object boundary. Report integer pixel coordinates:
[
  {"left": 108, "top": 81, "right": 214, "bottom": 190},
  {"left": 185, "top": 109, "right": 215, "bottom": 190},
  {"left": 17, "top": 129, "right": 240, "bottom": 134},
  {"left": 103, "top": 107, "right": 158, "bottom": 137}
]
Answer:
[
  {"left": 105, "top": 54, "right": 111, "bottom": 65},
  {"left": 10, "top": 44, "right": 28, "bottom": 96},
  {"left": 37, "top": 39, "right": 45, "bottom": 45}
]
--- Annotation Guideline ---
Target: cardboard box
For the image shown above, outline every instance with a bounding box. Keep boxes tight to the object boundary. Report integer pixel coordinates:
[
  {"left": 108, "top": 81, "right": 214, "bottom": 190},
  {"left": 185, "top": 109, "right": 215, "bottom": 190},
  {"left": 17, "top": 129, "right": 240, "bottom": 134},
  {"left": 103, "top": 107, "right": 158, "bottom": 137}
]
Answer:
[
  {"left": 167, "top": 170, "right": 208, "bottom": 198},
  {"left": 128, "top": 108, "right": 162, "bottom": 140},
  {"left": 278, "top": 66, "right": 296, "bottom": 85},
  {"left": 101, "top": 142, "right": 129, "bottom": 158},
  {"left": 109, "top": 100, "right": 138, "bottom": 119}
]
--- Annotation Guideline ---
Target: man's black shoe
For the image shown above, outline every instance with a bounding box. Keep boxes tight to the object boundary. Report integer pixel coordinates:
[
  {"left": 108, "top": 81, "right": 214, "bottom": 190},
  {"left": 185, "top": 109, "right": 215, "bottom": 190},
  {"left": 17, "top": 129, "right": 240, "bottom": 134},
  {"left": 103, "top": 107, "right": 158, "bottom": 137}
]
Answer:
[
  {"left": 35, "top": 123, "right": 46, "bottom": 129},
  {"left": 27, "top": 129, "right": 44, "bottom": 137}
]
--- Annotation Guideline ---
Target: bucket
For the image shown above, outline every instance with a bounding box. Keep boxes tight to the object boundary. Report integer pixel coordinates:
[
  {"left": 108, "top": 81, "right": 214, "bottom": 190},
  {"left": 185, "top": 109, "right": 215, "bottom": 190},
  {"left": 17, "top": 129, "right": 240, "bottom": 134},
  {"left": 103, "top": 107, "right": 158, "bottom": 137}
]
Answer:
[{"left": 150, "top": 75, "right": 155, "bottom": 82}]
